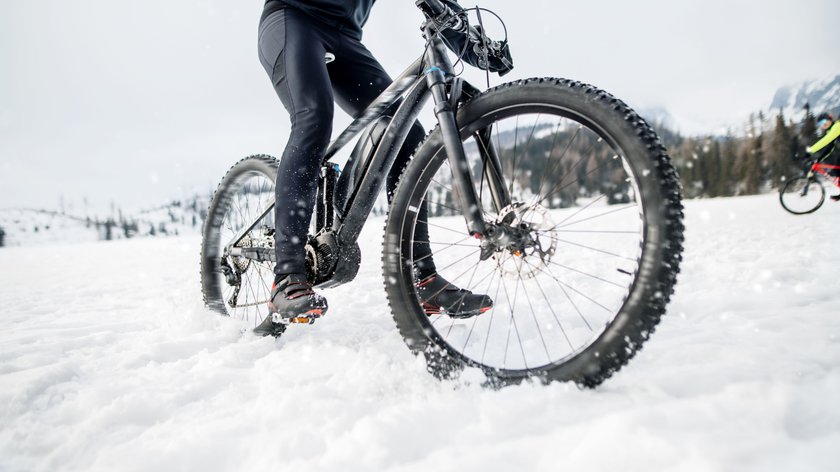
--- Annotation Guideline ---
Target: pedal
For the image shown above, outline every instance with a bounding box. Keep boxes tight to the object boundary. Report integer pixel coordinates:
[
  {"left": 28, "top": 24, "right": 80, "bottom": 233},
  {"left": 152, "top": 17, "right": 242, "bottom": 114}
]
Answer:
[{"left": 271, "top": 309, "right": 324, "bottom": 325}]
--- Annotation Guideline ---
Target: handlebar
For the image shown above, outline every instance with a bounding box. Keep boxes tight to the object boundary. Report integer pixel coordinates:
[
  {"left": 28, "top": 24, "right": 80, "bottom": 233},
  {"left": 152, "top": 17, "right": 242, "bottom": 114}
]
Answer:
[
  {"left": 415, "top": 0, "right": 514, "bottom": 76},
  {"left": 414, "top": 0, "right": 487, "bottom": 51},
  {"left": 416, "top": 0, "right": 464, "bottom": 32},
  {"left": 416, "top": 0, "right": 448, "bottom": 18}
]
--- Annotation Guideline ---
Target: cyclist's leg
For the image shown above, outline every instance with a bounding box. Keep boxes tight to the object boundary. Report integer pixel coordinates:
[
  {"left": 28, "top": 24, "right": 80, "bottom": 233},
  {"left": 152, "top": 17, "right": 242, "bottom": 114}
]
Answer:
[
  {"left": 258, "top": 9, "right": 335, "bottom": 276},
  {"left": 328, "top": 38, "right": 435, "bottom": 277}
]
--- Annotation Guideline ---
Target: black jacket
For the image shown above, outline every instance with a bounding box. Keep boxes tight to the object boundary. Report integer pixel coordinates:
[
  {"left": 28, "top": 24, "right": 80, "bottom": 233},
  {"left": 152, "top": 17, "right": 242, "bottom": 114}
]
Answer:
[{"left": 262, "top": 0, "right": 376, "bottom": 40}]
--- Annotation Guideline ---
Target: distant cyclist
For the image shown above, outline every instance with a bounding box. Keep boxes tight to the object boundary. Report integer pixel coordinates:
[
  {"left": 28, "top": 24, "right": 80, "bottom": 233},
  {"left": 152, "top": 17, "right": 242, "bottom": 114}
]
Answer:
[
  {"left": 807, "top": 113, "right": 840, "bottom": 201},
  {"left": 254, "top": 0, "right": 492, "bottom": 335}
]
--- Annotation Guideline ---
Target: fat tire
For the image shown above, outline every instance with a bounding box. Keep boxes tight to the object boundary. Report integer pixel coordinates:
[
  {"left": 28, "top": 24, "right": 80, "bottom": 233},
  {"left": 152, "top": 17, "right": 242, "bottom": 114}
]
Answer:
[
  {"left": 382, "top": 78, "right": 685, "bottom": 387},
  {"left": 201, "top": 155, "right": 279, "bottom": 315}
]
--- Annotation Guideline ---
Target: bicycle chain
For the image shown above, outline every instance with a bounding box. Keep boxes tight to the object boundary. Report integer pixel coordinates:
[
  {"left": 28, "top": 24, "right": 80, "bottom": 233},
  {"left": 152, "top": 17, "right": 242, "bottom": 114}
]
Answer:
[{"left": 229, "top": 299, "right": 269, "bottom": 308}]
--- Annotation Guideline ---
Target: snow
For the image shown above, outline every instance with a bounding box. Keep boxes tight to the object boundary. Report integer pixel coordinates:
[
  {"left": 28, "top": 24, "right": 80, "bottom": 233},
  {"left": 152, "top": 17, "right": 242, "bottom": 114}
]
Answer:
[
  {"left": 0, "top": 209, "right": 101, "bottom": 246},
  {"left": 0, "top": 199, "right": 206, "bottom": 248},
  {"left": 1, "top": 194, "right": 839, "bottom": 471}
]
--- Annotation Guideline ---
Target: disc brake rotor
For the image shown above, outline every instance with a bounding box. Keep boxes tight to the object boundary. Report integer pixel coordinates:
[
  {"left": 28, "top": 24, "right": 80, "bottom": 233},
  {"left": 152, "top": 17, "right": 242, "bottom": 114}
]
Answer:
[{"left": 495, "top": 202, "right": 557, "bottom": 279}]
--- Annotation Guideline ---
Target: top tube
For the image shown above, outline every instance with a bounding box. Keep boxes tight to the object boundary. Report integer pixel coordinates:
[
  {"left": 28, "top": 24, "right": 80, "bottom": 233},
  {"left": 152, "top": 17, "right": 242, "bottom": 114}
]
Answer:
[{"left": 322, "top": 57, "right": 425, "bottom": 162}]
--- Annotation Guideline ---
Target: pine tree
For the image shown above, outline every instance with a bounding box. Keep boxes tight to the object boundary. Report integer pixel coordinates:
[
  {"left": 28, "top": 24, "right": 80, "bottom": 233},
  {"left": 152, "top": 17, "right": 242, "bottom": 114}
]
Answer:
[
  {"left": 677, "top": 137, "right": 702, "bottom": 198},
  {"left": 766, "top": 110, "right": 793, "bottom": 188},
  {"left": 800, "top": 103, "right": 818, "bottom": 153},
  {"left": 739, "top": 115, "right": 764, "bottom": 194},
  {"left": 719, "top": 133, "right": 737, "bottom": 196},
  {"left": 694, "top": 138, "right": 711, "bottom": 196},
  {"left": 708, "top": 140, "right": 724, "bottom": 197}
]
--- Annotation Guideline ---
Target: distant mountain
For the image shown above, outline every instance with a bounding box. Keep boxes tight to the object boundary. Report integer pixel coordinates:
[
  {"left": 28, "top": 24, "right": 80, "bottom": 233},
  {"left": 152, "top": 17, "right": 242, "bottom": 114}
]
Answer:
[
  {"left": 770, "top": 74, "right": 840, "bottom": 120},
  {"left": 638, "top": 106, "right": 678, "bottom": 131}
]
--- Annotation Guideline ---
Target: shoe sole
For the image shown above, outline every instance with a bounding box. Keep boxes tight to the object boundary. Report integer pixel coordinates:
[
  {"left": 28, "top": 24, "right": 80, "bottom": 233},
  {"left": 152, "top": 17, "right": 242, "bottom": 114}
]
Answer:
[
  {"left": 268, "top": 305, "right": 326, "bottom": 325},
  {"left": 288, "top": 309, "right": 324, "bottom": 325},
  {"left": 423, "top": 304, "right": 492, "bottom": 318}
]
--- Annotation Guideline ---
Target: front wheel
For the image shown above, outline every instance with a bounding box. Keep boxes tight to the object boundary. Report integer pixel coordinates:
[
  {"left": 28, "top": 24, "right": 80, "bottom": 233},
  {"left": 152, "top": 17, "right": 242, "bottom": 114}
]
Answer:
[
  {"left": 383, "top": 78, "right": 684, "bottom": 387},
  {"left": 779, "top": 176, "right": 825, "bottom": 215}
]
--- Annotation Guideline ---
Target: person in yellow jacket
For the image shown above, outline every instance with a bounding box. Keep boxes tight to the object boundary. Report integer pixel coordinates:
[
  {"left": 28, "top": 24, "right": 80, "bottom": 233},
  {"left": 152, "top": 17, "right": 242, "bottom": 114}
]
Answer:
[{"left": 807, "top": 113, "right": 840, "bottom": 200}]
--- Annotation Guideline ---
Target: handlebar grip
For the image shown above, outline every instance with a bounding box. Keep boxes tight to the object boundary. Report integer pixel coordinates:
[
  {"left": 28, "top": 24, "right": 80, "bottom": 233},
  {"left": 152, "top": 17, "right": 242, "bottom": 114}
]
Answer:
[{"left": 416, "top": 0, "right": 447, "bottom": 18}]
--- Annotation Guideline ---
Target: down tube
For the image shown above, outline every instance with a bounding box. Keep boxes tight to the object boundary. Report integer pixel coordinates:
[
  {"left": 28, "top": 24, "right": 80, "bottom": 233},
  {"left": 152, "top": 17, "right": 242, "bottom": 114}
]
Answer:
[{"left": 336, "top": 78, "right": 431, "bottom": 249}]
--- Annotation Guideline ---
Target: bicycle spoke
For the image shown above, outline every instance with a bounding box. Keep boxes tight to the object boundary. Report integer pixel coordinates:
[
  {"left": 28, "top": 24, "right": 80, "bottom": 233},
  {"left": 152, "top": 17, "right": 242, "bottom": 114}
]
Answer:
[
  {"left": 420, "top": 248, "right": 482, "bottom": 301},
  {"left": 522, "top": 114, "right": 541, "bottom": 152},
  {"left": 432, "top": 264, "right": 495, "bottom": 324},
  {"left": 534, "top": 121, "right": 578, "bottom": 199},
  {"left": 545, "top": 260, "right": 625, "bottom": 289},
  {"left": 425, "top": 195, "right": 492, "bottom": 218},
  {"left": 430, "top": 177, "right": 455, "bottom": 197},
  {"left": 531, "top": 261, "right": 614, "bottom": 314},
  {"left": 549, "top": 194, "right": 608, "bottom": 229},
  {"left": 553, "top": 202, "right": 638, "bottom": 231},
  {"left": 501, "top": 271, "right": 528, "bottom": 371},
  {"left": 481, "top": 254, "right": 507, "bottom": 365},
  {"left": 243, "top": 268, "right": 263, "bottom": 323},
  {"left": 536, "top": 136, "right": 602, "bottom": 204},
  {"left": 415, "top": 240, "right": 481, "bottom": 248},
  {"left": 523, "top": 283, "right": 552, "bottom": 363},
  {"left": 461, "top": 264, "right": 500, "bottom": 353},
  {"left": 416, "top": 219, "right": 472, "bottom": 238},
  {"left": 437, "top": 161, "right": 494, "bottom": 218},
  {"left": 548, "top": 229, "right": 640, "bottom": 235},
  {"left": 549, "top": 236, "right": 637, "bottom": 261},
  {"left": 522, "top": 258, "right": 579, "bottom": 351},
  {"left": 510, "top": 114, "right": 520, "bottom": 196},
  {"left": 539, "top": 148, "right": 612, "bottom": 204},
  {"left": 413, "top": 234, "right": 474, "bottom": 265}
]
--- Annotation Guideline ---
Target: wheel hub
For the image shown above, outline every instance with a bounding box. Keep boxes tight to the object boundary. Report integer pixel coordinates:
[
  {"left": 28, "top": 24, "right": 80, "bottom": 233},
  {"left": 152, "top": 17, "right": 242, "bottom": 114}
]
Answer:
[{"left": 480, "top": 202, "right": 557, "bottom": 279}]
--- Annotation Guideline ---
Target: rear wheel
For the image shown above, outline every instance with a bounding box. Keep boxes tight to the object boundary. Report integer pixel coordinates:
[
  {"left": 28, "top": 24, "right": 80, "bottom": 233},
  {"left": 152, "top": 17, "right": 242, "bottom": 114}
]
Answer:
[
  {"left": 200, "top": 155, "right": 278, "bottom": 328},
  {"left": 383, "top": 78, "right": 684, "bottom": 387},
  {"left": 779, "top": 176, "right": 825, "bottom": 215}
]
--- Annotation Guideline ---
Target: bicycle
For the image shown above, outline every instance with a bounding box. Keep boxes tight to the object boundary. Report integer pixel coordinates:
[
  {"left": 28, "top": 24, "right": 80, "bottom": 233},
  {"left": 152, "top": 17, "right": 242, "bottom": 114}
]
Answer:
[
  {"left": 779, "top": 157, "right": 840, "bottom": 215},
  {"left": 200, "top": 0, "right": 685, "bottom": 387}
]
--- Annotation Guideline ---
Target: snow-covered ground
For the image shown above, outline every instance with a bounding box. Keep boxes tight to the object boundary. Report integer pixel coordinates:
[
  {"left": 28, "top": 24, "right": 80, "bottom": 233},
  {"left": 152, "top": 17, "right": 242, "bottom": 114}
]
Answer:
[
  {"left": 0, "top": 209, "right": 101, "bottom": 247},
  {"left": 1, "top": 194, "right": 839, "bottom": 471}
]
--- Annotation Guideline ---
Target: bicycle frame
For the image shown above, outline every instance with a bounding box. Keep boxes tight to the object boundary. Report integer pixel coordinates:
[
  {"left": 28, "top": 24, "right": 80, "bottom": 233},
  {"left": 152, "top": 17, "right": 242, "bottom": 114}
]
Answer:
[
  {"left": 225, "top": 33, "right": 510, "bottom": 286},
  {"left": 810, "top": 161, "right": 840, "bottom": 188}
]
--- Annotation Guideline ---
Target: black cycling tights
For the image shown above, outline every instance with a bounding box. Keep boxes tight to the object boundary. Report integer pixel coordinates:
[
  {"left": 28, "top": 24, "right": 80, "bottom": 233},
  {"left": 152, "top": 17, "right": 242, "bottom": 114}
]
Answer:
[{"left": 258, "top": 8, "right": 434, "bottom": 278}]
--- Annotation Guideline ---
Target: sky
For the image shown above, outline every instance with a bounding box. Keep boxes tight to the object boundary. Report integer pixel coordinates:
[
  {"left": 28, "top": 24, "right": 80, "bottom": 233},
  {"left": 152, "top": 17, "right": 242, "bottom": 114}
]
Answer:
[{"left": 1, "top": 0, "right": 838, "bottom": 213}]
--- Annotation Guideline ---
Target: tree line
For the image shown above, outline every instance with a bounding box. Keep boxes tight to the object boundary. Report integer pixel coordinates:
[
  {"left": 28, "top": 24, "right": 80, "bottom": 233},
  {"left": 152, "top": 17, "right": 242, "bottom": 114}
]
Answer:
[
  {"left": 664, "top": 106, "right": 823, "bottom": 199},
  {"left": 418, "top": 107, "right": 829, "bottom": 220}
]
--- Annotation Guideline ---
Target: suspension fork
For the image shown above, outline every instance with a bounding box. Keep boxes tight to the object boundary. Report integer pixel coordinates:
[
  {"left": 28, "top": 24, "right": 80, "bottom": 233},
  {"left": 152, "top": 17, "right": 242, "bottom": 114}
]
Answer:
[
  {"left": 424, "top": 39, "right": 487, "bottom": 237},
  {"left": 475, "top": 126, "right": 511, "bottom": 213},
  {"left": 458, "top": 80, "right": 511, "bottom": 213}
]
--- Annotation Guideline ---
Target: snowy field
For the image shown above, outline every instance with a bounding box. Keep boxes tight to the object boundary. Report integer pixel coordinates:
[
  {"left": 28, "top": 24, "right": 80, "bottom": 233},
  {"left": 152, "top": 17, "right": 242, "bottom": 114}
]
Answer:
[{"left": 1, "top": 194, "right": 839, "bottom": 471}]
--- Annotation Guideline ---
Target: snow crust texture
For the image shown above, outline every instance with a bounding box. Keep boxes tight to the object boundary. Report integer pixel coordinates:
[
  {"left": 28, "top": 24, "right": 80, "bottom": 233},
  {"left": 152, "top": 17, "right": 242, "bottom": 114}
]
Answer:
[{"left": 1, "top": 194, "right": 839, "bottom": 471}]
